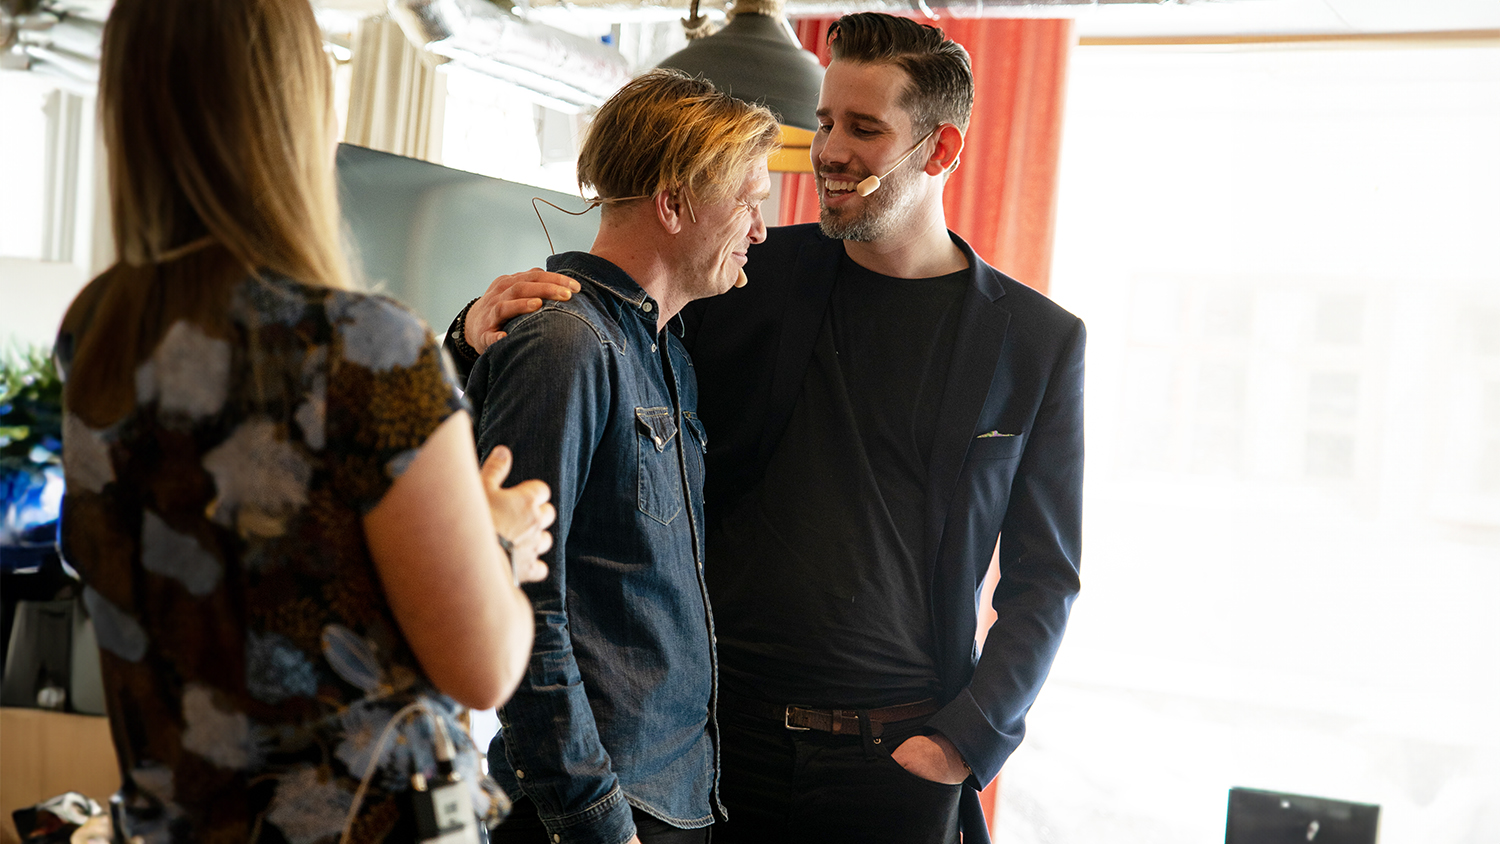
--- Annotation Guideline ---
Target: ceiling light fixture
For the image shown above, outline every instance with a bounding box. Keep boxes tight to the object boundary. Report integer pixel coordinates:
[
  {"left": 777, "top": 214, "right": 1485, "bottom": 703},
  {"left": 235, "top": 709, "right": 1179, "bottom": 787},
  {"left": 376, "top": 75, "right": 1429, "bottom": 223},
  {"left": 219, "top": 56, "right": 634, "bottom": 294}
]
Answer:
[{"left": 655, "top": 0, "right": 824, "bottom": 171}]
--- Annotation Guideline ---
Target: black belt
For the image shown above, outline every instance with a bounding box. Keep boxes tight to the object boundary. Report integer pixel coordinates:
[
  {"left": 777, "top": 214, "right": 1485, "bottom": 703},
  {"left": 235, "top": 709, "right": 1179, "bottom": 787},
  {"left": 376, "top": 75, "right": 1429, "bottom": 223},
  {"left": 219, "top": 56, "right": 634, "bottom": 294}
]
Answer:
[{"left": 724, "top": 695, "right": 939, "bottom": 738}]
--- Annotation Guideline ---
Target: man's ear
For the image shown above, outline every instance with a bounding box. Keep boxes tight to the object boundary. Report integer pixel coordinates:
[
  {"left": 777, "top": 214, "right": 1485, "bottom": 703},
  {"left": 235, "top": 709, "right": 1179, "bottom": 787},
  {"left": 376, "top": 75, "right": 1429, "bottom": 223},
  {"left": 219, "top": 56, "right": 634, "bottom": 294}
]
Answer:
[
  {"left": 925, "top": 124, "right": 965, "bottom": 176},
  {"left": 655, "top": 190, "right": 686, "bottom": 234}
]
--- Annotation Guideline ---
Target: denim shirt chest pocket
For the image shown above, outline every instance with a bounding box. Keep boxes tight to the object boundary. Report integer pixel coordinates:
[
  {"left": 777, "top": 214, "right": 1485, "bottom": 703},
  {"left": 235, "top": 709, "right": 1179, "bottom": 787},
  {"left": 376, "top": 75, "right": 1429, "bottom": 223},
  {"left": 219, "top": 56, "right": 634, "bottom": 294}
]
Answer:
[{"left": 636, "top": 406, "right": 683, "bottom": 524}]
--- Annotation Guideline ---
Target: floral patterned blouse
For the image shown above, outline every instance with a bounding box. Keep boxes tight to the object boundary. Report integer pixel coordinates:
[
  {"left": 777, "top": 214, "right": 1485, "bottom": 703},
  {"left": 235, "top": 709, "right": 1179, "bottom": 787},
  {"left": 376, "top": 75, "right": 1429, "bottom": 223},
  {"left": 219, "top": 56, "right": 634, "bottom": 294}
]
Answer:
[{"left": 56, "top": 266, "right": 504, "bottom": 843}]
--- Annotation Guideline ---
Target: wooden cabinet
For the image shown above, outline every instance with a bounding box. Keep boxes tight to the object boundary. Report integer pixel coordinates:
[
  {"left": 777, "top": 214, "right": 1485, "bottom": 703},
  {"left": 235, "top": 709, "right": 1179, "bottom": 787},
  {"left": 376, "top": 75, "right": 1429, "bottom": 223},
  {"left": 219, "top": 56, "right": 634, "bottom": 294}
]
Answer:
[{"left": 0, "top": 708, "right": 118, "bottom": 844}]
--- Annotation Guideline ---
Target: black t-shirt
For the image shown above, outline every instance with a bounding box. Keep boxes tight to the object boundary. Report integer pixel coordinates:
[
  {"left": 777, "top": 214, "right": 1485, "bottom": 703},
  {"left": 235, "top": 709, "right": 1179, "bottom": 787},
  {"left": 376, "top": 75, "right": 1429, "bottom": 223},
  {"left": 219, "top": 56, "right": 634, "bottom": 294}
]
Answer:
[{"left": 708, "top": 254, "right": 968, "bottom": 707}]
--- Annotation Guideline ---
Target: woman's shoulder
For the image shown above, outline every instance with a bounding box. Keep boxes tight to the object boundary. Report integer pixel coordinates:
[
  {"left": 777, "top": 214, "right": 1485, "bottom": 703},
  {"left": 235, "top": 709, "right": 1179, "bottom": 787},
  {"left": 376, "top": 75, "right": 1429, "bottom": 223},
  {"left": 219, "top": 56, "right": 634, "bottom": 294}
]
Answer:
[
  {"left": 234, "top": 275, "right": 435, "bottom": 354},
  {"left": 55, "top": 264, "right": 135, "bottom": 374},
  {"left": 321, "top": 287, "right": 437, "bottom": 375}
]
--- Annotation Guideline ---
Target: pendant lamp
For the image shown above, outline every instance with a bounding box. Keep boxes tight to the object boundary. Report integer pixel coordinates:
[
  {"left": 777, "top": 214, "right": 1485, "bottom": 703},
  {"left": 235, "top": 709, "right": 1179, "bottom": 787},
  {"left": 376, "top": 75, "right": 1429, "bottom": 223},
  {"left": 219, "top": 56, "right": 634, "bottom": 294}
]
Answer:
[{"left": 655, "top": 0, "right": 824, "bottom": 172}]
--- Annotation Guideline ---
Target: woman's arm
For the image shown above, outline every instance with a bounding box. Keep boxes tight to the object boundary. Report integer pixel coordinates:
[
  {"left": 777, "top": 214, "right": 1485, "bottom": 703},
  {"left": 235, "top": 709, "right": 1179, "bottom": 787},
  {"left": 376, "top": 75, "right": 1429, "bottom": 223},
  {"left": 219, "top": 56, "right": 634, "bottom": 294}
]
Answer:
[{"left": 363, "top": 411, "right": 551, "bottom": 710}]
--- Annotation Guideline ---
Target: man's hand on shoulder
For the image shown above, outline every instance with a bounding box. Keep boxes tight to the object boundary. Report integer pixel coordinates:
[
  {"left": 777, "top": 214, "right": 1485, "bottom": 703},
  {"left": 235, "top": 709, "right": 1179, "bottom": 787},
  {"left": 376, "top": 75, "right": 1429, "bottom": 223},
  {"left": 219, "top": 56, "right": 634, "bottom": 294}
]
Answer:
[
  {"left": 890, "top": 732, "right": 970, "bottom": 786},
  {"left": 466, "top": 269, "right": 581, "bottom": 354}
]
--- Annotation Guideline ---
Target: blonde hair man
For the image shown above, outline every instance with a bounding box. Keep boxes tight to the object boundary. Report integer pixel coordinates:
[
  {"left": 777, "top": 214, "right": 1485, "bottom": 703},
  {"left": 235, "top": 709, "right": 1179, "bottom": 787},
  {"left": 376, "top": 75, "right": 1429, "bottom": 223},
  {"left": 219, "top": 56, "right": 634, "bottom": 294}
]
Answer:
[{"left": 462, "top": 70, "right": 779, "bottom": 844}]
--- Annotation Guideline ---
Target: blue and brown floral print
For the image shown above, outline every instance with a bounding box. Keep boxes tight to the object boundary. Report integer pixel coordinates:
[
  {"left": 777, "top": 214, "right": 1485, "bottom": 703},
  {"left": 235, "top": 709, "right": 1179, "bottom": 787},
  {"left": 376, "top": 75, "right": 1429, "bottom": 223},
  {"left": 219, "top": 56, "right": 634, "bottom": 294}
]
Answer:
[{"left": 57, "top": 268, "right": 503, "bottom": 843}]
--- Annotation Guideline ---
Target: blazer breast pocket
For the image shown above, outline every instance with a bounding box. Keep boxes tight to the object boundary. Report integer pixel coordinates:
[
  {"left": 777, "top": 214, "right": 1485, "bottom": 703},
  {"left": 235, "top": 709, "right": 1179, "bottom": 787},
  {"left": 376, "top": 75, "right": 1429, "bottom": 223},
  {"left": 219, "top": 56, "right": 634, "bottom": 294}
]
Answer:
[
  {"left": 967, "top": 433, "right": 1025, "bottom": 461},
  {"left": 636, "top": 406, "right": 683, "bottom": 525}
]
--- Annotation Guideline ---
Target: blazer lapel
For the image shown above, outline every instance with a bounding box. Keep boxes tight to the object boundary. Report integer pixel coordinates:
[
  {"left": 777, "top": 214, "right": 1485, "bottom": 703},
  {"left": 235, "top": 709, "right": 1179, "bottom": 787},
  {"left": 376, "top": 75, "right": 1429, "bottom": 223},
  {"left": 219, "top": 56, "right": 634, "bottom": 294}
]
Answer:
[
  {"left": 923, "top": 247, "right": 1012, "bottom": 573},
  {"left": 758, "top": 238, "right": 842, "bottom": 469}
]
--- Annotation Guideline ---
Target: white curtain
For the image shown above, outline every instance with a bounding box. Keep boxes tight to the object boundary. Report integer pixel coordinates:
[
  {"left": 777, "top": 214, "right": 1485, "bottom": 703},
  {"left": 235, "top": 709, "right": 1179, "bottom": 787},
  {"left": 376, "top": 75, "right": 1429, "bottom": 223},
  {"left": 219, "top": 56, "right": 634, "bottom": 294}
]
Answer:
[{"left": 346, "top": 15, "right": 446, "bottom": 162}]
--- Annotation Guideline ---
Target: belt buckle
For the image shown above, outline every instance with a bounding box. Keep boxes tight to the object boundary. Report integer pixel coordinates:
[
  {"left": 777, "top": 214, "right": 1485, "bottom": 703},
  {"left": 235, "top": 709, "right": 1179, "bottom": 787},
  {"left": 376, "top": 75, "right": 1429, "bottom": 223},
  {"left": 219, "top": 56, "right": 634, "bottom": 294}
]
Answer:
[{"left": 784, "top": 706, "right": 811, "bottom": 731}]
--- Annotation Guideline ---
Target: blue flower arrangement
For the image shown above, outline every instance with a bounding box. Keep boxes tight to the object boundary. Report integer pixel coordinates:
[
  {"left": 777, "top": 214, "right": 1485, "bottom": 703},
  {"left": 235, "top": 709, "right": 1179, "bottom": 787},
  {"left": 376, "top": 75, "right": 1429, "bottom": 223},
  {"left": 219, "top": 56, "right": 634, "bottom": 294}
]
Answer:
[{"left": 1, "top": 345, "right": 64, "bottom": 549}]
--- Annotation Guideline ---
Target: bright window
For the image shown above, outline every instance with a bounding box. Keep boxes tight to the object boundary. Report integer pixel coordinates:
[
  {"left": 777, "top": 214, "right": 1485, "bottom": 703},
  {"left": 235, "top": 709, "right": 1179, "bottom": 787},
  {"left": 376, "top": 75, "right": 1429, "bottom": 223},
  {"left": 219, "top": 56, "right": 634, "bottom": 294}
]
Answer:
[{"left": 1000, "top": 42, "right": 1500, "bottom": 843}]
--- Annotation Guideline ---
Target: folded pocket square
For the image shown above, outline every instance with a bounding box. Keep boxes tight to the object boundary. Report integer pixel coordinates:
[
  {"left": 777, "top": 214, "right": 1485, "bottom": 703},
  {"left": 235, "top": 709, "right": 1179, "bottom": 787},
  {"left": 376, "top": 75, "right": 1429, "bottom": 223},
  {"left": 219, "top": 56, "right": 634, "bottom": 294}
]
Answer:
[{"left": 976, "top": 431, "right": 1020, "bottom": 438}]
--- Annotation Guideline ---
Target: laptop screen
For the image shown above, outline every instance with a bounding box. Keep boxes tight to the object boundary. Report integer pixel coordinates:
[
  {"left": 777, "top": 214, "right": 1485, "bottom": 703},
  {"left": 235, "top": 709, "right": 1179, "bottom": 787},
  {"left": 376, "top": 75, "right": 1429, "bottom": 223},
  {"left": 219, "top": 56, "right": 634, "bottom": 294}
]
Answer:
[{"left": 1226, "top": 787, "right": 1380, "bottom": 844}]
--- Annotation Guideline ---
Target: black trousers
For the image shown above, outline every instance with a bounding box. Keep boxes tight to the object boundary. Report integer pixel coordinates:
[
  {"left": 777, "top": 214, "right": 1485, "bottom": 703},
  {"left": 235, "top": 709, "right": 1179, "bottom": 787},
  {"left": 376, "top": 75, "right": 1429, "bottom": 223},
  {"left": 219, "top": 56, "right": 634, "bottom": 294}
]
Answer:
[
  {"left": 713, "top": 703, "right": 963, "bottom": 844},
  {"left": 492, "top": 797, "right": 708, "bottom": 844}
]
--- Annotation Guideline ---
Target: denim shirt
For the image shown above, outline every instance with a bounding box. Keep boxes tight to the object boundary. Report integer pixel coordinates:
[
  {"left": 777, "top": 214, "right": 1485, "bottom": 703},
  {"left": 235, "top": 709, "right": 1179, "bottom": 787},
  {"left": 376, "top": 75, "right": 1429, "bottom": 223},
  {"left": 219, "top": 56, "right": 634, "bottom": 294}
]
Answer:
[{"left": 466, "top": 252, "right": 721, "bottom": 844}]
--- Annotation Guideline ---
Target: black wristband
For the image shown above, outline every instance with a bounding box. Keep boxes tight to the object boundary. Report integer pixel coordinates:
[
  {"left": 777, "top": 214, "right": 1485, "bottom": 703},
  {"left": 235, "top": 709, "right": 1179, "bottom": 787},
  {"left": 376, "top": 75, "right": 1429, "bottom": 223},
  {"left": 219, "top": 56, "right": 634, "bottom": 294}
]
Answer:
[{"left": 448, "top": 297, "right": 481, "bottom": 364}]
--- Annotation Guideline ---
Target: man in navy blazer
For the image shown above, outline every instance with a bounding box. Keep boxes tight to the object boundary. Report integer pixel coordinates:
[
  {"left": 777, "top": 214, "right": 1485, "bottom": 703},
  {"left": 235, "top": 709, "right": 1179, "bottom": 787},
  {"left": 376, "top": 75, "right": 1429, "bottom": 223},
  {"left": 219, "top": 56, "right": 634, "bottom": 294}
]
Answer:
[
  {"left": 677, "top": 14, "right": 1084, "bottom": 844},
  {"left": 448, "top": 13, "right": 1083, "bottom": 843}
]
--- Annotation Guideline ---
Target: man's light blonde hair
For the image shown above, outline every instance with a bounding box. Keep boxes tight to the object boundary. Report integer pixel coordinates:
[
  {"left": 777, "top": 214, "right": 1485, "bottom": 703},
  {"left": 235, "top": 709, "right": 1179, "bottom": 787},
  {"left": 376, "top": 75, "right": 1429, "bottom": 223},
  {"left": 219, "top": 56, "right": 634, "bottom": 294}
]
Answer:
[
  {"left": 100, "top": 0, "right": 350, "bottom": 289},
  {"left": 578, "top": 69, "right": 780, "bottom": 212}
]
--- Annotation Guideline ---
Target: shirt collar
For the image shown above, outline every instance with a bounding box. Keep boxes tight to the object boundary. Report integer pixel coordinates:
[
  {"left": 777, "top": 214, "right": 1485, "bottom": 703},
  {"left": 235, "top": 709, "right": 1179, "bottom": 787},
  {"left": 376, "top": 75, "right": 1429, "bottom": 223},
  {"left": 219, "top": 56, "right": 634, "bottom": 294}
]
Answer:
[{"left": 546, "top": 251, "right": 682, "bottom": 336}]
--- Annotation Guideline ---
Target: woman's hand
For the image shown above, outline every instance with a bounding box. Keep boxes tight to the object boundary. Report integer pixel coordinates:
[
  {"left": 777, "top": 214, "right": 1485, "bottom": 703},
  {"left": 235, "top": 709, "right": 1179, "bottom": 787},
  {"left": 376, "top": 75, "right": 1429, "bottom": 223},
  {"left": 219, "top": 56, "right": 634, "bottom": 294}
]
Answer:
[{"left": 480, "top": 445, "right": 553, "bottom": 584}]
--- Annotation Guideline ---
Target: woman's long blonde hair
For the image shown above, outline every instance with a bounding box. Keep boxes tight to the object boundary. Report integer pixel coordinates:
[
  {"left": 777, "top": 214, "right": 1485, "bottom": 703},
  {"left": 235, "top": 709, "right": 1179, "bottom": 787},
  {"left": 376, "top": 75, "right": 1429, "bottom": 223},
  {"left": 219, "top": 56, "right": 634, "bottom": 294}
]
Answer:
[
  {"left": 99, "top": 0, "right": 349, "bottom": 289},
  {"left": 63, "top": 0, "right": 349, "bottom": 424}
]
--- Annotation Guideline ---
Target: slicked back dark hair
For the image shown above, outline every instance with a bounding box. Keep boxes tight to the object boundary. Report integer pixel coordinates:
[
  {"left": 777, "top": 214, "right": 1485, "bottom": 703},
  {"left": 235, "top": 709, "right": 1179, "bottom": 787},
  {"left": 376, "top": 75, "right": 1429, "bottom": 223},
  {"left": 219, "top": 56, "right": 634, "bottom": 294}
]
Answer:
[{"left": 826, "top": 12, "right": 973, "bottom": 136}]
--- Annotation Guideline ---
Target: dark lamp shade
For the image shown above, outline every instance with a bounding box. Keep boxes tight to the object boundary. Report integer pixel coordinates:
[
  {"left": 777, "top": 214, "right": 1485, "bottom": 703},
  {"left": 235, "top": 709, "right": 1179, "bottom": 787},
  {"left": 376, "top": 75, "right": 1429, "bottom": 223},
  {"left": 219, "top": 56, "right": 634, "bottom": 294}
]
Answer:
[{"left": 655, "top": 13, "right": 825, "bottom": 133}]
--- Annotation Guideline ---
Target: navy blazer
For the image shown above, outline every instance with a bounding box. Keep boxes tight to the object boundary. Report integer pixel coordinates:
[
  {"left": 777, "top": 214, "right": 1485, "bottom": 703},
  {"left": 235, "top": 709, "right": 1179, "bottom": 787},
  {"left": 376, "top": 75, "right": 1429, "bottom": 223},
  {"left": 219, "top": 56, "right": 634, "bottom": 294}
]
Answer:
[{"left": 682, "top": 223, "right": 1085, "bottom": 839}]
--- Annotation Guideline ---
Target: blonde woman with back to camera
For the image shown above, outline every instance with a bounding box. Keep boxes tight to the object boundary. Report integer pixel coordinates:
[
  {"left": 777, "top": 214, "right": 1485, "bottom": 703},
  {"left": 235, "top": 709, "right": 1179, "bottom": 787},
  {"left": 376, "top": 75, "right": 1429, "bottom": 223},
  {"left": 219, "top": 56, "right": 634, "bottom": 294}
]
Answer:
[{"left": 54, "top": 0, "right": 552, "bottom": 840}]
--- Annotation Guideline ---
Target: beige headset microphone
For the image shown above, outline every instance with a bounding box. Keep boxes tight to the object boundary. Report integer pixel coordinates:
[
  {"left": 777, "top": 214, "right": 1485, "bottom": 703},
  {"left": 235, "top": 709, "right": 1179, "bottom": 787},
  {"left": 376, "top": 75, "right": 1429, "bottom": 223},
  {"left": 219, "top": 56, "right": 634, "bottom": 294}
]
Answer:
[{"left": 854, "top": 127, "right": 940, "bottom": 197}]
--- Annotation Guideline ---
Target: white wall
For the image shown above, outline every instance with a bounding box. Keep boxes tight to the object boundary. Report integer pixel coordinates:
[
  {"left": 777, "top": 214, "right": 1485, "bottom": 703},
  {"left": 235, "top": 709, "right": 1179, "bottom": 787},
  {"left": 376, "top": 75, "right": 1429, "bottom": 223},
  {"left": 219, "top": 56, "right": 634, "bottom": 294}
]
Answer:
[
  {"left": 1, "top": 258, "right": 89, "bottom": 350},
  {"left": 1, "top": 69, "right": 110, "bottom": 352},
  {"left": 996, "top": 42, "right": 1500, "bottom": 844}
]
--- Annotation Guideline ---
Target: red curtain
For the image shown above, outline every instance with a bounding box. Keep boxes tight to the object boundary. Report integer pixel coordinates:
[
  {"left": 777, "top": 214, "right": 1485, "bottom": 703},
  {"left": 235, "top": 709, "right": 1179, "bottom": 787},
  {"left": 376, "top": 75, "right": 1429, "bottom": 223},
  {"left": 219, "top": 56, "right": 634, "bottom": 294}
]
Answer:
[
  {"left": 779, "top": 19, "right": 838, "bottom": 229},
  {"left": 781, "top": 16, "right": 1074, "bottom": 296},
  {"left": 780, "top": 16, "right": 1076, "bottom": 834}
]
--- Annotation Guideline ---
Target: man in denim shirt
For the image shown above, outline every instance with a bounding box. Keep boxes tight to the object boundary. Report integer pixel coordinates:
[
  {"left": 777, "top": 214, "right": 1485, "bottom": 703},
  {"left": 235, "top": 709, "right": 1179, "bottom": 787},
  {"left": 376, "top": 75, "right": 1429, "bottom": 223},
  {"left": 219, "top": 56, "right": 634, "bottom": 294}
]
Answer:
[{"left": 458, "top": 71, "right": 779, "bottom": 844}]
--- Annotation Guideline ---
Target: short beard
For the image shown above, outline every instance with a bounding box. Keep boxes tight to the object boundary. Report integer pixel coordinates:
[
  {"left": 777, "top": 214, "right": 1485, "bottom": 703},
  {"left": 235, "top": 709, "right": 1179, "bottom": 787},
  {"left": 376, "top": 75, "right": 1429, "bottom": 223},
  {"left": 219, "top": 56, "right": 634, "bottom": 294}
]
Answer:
[
  {"left": 819, "top": 204, "right": 886, "bottom": 242},
  {"left": 816, "top": 158, "right": 921, "bottom": 242}
]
